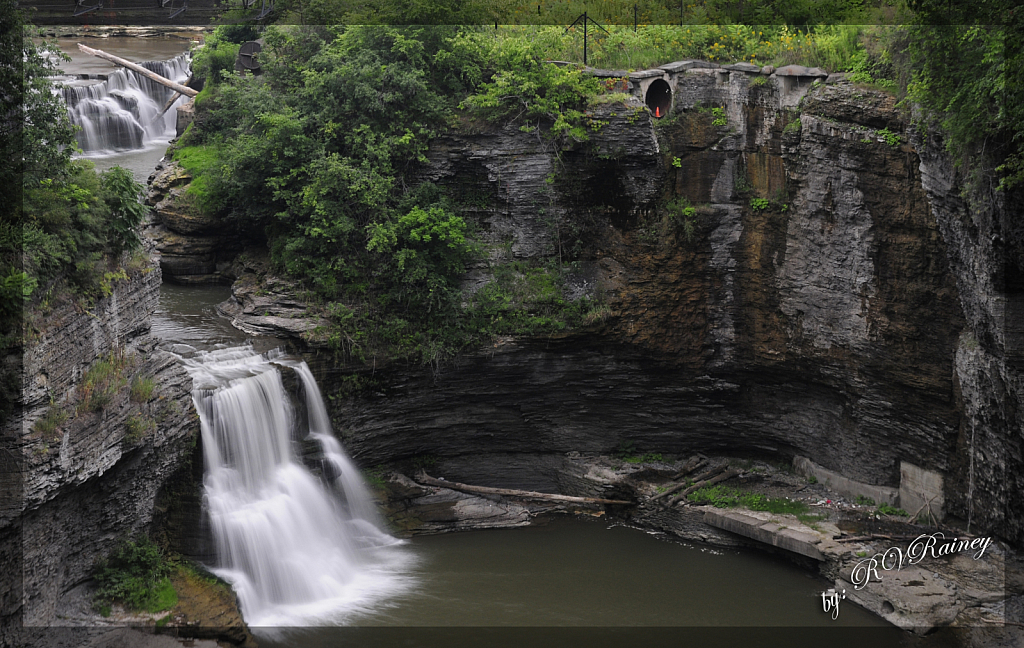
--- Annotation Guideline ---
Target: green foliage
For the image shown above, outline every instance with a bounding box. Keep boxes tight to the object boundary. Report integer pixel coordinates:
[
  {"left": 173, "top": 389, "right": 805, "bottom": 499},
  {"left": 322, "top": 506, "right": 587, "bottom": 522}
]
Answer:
[
  {"left": 688, "top": 485, "right": 810, "bottom": 515},
  {"left": 904, "top": 7, "right": 1022, "bottom": 191},
  {"left": 710, "top": 106, "right": 727, "bottom": 127},
  {"left": 665, "top": 197, "right": 698, "bottom": 242},
  {"left": 806, "top": 475, "right": 818, "bottom": 484},
  {"left": 855, "top": 495, "right": 876, "bottom": 506},
  {"left": 877, "top": 127, "right": 902, "bottom": 148},
  {"left": 77, "top": 350, "right": 132, "bottom": 414},
  {"left": 877, "top": 504, "right": 909, "bottom": 517},
  {"left": 797, "top": 512, "right": 827, "bottom": 525},
  {"left": 125, "top": 415, "right": 156, "bottom": 444},
  {"left": 749, "top": 197, "right": 770, "bottom": 211},
  {"left": 101, "top": 167, "right": 148, "bottom": 254},
  {"left": 130, "top": 376, "right": 156, "bottom": 403},
  {"left": 783, "top": 117, "right": 802, "bottom": 134},
  {"left": 461, "top": 35, "right": 601, "bottom": 147},
  {"left": 93, "top": 537, "right": 177, "bottom": 614},
  {"left": 366, "top": 204, "right": 472, "bottom": 309},
  {"left": 32, "top": 405, "right": 68, "bottom": 440},
  {"left": 191, "top": 29, "right": 241, "bottom": 84}
]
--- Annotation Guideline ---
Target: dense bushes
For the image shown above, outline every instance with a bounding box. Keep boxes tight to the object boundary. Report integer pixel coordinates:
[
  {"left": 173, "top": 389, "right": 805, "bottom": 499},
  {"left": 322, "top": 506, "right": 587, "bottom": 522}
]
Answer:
[{"left": 93, "top": 537, "right": 177, "bottom": 615}]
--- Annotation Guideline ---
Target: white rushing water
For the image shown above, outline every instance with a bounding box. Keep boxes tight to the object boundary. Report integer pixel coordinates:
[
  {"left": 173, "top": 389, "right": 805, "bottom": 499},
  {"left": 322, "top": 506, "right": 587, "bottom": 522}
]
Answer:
[
  {"left": 61, "top": 51, "right": 191, "bottom": 154},
  {"left": 181, "top": 346, "right": 415, "bottom": 628}
]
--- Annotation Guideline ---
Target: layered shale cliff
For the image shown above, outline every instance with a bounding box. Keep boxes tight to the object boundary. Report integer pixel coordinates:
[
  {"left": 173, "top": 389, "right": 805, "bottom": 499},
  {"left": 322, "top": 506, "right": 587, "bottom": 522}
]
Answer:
[
  {"left": 0, "top": 256, "right": 201, "bottom": 644},
  {"left": 295, "top": 69, "right": 1023, "bottom": 549}
]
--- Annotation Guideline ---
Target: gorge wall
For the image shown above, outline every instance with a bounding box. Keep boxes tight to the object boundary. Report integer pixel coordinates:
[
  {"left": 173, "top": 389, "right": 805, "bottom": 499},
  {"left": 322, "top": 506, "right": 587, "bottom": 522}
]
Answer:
[
  {"left": 300, "top": 69, "right": 1023, "bottom": 548},
  {"left": 0, "top": 255, "right": 201, "bottom": 643}
]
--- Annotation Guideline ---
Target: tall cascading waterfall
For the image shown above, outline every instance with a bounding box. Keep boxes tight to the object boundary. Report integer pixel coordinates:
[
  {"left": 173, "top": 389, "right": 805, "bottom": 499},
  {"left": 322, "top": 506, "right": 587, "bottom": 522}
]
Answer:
[
  {"left": 182, "top": 346, "right": 414, "bottom": 627},
  {"left": 61, "top": 52, "right": 190, "bottom": 153}
]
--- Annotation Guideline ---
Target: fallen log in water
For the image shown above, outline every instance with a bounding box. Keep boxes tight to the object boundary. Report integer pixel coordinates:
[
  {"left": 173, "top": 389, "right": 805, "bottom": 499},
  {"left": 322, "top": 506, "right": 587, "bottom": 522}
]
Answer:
[
  {"left": 78, "top": 43, "right": 198, "bottom": 97},
  {"left": 415, "top": 471, "right": 632, "bottom": 506}
]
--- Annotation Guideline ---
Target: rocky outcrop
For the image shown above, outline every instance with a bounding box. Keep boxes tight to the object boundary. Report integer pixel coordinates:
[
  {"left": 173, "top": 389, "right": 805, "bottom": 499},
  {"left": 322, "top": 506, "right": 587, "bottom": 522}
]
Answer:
[
  {"left": 214, "top": 250, "right": 327, "bottom": 340},
  {"left": 145, "top": 161, "right": 242, "bottom": 285},
  {"left": 318, "top": 77, "right": 962, "bottom": 510},
  {"left": 0, "top": 256, "right": 201, "bottom": 644},
  {"left": 298, "top": 72, "right": 1023, "bottom": 565},
  {"left": 915, "top": 131, "right": 1024, "bottom": 546}
]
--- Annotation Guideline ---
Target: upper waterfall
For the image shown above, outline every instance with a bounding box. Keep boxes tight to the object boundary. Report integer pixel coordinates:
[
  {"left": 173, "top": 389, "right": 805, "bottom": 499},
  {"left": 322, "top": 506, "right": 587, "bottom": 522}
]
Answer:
[
  {"left": 182, "top": 346, "right": 415, "bottom": 627},
  {"left": 61, "top": 51, "right": 190, "bottom": 153}
]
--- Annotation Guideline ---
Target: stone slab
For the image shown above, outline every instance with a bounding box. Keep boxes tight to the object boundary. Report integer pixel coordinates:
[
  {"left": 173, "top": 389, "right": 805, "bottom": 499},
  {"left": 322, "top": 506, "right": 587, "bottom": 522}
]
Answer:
[
  {"left": 658, "top": 60, "right": 720, "bottom": 72},
  {"left": 704, "top": 510, "right": 824, "bottom": 561}
]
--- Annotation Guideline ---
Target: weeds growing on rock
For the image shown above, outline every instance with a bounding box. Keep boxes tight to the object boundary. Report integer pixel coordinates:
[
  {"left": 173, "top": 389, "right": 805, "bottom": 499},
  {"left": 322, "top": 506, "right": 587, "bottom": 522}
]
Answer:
[{"left": 130, "top": 376, "right": 156, "bottom": 403}]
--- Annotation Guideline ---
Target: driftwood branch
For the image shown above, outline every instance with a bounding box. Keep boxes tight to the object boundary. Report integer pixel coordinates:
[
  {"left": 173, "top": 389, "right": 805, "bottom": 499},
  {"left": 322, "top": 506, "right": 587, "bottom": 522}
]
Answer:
[
  {"left": 651, "top": 456, "right": 709, "bottom": 502},
  {"left": 415, "top": 471, "right": 631, "bottom": 506},
  {"left": 77, "top": 44, "right": 198, "bottom": 97},
  {"left": 671, "top": 455, "right": 704, "bottom": 480},
  {"left": 669, "top": 468, "right": 740, "bottom": 507}
]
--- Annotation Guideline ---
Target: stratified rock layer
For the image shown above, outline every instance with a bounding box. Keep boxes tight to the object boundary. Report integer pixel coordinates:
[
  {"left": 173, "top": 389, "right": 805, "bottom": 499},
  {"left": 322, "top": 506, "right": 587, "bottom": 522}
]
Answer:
[
  {"left": 0, "top": 258, "right": 201, "bottom": 642},
  {"left": 312, "top": 74, "right": 1020, "bottom": 550}
]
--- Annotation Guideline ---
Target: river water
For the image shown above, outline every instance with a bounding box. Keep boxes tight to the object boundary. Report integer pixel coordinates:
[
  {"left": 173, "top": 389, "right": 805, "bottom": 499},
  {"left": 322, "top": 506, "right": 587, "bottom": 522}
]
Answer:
[{"left": 77, "top": 38, "right": 956, "bottom": 648}]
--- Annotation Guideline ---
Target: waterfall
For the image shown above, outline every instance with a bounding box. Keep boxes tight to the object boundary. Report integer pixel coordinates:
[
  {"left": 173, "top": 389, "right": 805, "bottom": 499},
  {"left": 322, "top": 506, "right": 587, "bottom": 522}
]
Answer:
[
  {"left": 62, "top": 52, "right": 190, "bottom": 153},
  {"left": 182, "top": 346, "right": 414, "bottom": 627}
]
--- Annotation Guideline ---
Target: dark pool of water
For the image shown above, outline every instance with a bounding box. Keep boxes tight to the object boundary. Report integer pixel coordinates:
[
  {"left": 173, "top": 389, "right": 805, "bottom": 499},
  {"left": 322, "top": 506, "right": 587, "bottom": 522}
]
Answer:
[{"left": 252, "top": 518, "right": 963, "bottom": 648}]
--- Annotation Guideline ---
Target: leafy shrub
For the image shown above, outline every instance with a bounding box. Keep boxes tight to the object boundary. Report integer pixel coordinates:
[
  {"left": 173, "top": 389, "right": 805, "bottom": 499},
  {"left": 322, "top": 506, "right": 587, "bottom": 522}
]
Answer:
[
  {"left": 461, "top": 35, "right": 601, "bottom": 146},
  {"left": 93, "top": 538, "right": 177, "bottom": 613},
  {"left": 749, "top": 197, "right": 770, "bottom": 211},
  {"left": 855, "top": 495, "right": 876, "bottom": 506},
  {"left": 877, "top": 128, "right": 902, "bottom": 147},
  {"left": 711, "top": 106, "right": 727, "bottom": 127}
]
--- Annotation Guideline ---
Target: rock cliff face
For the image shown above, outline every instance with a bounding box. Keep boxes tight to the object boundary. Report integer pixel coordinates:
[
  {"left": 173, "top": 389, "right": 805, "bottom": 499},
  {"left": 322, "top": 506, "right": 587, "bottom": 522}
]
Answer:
[
  {"left": 0, "top": 257, "right": 200, "bottom": 641},
  {"left": 312, "top": 72, "right": 1021, "bottom": 548},
  {"left": 146, "top": 161, "right": 241, "bottom": 285}
]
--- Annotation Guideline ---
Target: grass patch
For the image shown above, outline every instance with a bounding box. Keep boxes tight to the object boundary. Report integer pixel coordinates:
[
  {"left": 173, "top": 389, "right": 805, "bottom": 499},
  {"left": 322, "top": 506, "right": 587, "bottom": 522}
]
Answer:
[
  {"left": 623, "top": 453, "right": 664, "bottom": 464},
  {"left": 130, "top": 376, "right": 156, "bottom": 403},
  {"left": 77, "top": 350, "right": 133, "bottom": 414},
  {"left": 124, "top": 415, "right": 156, "bottom": 444},
  {"left": 688, "top": 485, "right": 809, "bottom": 515},
  {"left": 877, "top": 504, "right": 909, "bottom": 517},
  {"left": 797, "top": 512, "right": 827, "bottom": 526},
  {"left": 32, "top": 405, "right": 67, "bottom": 440}
]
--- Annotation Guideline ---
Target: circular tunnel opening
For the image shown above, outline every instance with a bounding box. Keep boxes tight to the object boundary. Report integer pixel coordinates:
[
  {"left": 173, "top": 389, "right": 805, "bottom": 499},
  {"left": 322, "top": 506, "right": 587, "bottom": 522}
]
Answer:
[{"left": 645, "top": 79, "right": 672, "bottom": 118}]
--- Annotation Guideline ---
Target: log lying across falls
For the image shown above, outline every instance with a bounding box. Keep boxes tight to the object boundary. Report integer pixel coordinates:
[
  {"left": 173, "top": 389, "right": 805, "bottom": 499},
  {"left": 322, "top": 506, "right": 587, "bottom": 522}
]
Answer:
[
  {"left": 77, "top": 43, "right": 199, "bottom": 97},
  {"left": 415, "top": 471, "right": 632, "bottom": 506}
]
